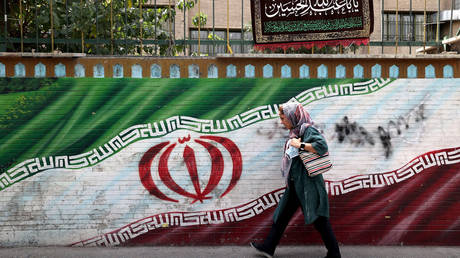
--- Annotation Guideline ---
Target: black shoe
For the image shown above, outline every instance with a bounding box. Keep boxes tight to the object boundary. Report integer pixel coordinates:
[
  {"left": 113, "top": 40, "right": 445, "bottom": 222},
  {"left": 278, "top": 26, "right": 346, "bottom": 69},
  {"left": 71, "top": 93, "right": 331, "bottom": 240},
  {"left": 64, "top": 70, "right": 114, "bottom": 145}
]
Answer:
[
  {"left": 250, "top": 242, "right": 274, "bottom": 258},
  {"left": 325, "top": 251, "right": 341, "bottom": 258}
]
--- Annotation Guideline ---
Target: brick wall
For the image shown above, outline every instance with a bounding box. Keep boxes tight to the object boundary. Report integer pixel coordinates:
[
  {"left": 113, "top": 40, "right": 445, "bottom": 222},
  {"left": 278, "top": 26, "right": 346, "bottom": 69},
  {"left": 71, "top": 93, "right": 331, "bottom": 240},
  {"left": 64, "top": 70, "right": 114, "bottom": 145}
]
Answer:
[{"left": 0, "top": 76, "right": 459, "bottom": 246}]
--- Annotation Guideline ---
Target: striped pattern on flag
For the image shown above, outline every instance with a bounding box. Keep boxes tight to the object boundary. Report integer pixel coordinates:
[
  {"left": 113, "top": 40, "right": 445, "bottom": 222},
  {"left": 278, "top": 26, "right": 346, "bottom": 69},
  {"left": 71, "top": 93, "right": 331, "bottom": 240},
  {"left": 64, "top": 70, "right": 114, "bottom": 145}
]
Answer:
[{"left": 299, "top": 151, "right": 332, "bottom": 177}]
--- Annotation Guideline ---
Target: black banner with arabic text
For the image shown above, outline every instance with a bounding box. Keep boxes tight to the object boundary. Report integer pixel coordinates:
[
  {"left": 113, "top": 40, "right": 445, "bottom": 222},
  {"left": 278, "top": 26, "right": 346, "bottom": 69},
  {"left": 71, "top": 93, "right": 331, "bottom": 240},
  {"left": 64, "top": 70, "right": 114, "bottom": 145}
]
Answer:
[{"left": 251, "top": 0, "right": 374, "bottom": 48}]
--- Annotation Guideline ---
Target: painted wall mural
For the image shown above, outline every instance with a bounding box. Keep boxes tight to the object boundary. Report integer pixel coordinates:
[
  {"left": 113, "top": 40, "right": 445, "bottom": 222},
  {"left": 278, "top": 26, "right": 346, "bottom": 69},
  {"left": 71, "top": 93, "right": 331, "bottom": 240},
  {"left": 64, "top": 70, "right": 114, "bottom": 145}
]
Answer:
[{"left": 0, "top": 78, "right": 458, "bottom": 247}]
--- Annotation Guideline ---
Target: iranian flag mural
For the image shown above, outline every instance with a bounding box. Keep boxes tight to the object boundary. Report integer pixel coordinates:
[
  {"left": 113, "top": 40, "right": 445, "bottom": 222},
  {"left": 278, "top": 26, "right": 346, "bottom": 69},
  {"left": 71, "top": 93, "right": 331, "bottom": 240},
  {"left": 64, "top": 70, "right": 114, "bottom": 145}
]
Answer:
[{"left": 0, "top": 78, "right": 458, "bottom": 246}]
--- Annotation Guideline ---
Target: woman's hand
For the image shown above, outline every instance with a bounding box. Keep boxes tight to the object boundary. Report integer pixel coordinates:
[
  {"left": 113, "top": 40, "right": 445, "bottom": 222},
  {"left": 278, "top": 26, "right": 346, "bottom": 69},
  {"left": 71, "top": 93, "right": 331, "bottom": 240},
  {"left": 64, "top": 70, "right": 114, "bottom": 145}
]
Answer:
[
  {"left": 290, "top": 138, "right": 302, "bottom": 148},
  {"left": 290, "top": 138, "right": 317, "bottom": 153}
]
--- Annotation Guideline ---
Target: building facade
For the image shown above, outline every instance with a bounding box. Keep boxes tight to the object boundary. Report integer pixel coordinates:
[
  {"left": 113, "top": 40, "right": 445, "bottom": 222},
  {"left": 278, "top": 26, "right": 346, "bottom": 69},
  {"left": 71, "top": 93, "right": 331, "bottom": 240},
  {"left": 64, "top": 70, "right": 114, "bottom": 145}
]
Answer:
[{"left": 148, "top": 0, "right": 460, "bottom": 55}]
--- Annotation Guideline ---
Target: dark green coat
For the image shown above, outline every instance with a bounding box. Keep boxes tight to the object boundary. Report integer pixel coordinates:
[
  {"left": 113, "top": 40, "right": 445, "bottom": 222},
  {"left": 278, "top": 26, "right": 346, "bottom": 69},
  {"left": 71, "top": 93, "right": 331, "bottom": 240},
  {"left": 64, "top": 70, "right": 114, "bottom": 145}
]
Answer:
[{"left": 273, "top": 126, "right": 330, "bottom": 225}]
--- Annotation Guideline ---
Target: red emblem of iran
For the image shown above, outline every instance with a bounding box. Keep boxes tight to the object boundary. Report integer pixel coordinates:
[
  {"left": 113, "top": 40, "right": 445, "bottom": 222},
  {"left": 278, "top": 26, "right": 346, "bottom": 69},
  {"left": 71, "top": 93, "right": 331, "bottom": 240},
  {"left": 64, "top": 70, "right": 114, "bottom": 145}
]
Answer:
[{"left": 139, "top": 135, "right": 242, "bottom": 203}]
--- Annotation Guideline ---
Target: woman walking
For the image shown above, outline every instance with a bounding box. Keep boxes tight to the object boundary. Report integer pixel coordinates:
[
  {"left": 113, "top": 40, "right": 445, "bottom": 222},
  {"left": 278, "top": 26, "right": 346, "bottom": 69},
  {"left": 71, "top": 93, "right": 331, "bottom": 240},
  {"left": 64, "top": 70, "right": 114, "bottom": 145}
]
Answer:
[{"left": 250, "top": 102, "right": 341, "bottom": 258}]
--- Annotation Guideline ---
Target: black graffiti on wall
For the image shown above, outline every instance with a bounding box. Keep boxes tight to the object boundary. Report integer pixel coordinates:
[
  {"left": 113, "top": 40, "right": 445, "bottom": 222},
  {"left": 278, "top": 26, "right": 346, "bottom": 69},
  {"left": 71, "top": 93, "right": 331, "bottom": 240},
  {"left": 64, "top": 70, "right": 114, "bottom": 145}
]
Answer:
[
  {"left": 379, "top": 103, "right": 425, "bottom": 158},
  {"left": 257, "top": 101, "right": 426, "bottom": 159},
  {"left": 335, "top": 116, "right": 375, "bottom": 146},
  {"left": 335, "top": 103, "right": 426, "bottom": 158},
  {"left": 377, "top": 126, "right": 392, "bottom": 158}
]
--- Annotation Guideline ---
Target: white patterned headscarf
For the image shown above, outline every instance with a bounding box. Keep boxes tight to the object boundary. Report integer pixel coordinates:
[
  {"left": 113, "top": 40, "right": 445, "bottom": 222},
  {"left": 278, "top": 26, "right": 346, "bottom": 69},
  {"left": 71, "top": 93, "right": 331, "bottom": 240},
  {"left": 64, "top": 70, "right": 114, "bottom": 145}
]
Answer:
[{"left": 280, "top": 102, "right": 314, "bottom": 177}]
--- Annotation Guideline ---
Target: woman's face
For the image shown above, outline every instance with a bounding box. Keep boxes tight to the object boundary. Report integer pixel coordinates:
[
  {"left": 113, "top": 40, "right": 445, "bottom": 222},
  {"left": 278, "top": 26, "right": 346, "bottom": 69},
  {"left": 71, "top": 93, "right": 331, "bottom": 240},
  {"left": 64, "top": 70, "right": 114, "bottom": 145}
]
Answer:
[{"left": 279, "top": 112, "right": 293, "bottom": 129}]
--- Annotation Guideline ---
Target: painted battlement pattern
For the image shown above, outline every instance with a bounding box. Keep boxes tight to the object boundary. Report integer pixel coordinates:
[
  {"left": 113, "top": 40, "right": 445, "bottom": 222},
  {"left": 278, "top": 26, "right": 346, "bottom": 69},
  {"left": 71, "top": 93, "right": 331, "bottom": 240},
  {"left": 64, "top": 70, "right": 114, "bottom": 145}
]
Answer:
[{"left": 0, "top": 54, "right": 458, "bottom": 78}]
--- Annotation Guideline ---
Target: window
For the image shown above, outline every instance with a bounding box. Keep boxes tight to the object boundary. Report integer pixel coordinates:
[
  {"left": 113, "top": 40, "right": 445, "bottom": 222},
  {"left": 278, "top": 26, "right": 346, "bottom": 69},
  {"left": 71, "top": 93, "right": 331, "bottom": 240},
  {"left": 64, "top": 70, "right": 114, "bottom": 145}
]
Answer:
[
  {"left": 189, "top": 29, "right": 253, "bottom": 55},
  {"left": 415, "top": 14, "right": 425, "bottom": 41},
  {"left": 384, "top": 13, "right": 436, "bottom": 42},
  {"left": 400, "top": 15, "right": 412, "bottom": 41},
  {"left": 385, "top": 14, "right": 397, "bottom": 41}
]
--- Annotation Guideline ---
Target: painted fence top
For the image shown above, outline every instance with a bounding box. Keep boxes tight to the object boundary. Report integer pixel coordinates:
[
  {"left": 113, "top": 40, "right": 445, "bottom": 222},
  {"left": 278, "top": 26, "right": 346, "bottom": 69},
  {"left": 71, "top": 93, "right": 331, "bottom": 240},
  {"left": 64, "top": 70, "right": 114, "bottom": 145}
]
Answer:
[
  {"left": 217, "top": 53, "right": 460, "bottom": 59},
  {"left": 0, "top": 53, "right": 457, "bottom": 78},
  {"left": 2, "top": 52, "right": 460, "bottom": 60}
]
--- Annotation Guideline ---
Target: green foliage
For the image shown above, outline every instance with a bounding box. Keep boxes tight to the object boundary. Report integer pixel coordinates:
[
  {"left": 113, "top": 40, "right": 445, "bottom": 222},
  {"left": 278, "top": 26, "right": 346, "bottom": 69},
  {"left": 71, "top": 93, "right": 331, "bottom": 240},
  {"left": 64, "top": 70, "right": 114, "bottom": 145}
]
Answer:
[
  {"left": 7, "top": 0, "right": 182, "bottom": 55},
  {"left": 176, "top": 0, "right": 197, "bottom": 11},
  {"left": 192, "top": 12, "right": 207, "bottom": 28},
  {"left": 208, "top": 33, "right": 224, "bottom": 41}
]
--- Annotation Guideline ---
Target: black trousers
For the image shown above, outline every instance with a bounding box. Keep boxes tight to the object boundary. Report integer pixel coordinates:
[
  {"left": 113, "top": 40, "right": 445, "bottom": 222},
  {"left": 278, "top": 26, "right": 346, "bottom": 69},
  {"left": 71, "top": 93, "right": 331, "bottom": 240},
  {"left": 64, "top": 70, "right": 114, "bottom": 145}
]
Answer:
[{"left": 262, "top": 181, "right": 341, "bottom": 258}]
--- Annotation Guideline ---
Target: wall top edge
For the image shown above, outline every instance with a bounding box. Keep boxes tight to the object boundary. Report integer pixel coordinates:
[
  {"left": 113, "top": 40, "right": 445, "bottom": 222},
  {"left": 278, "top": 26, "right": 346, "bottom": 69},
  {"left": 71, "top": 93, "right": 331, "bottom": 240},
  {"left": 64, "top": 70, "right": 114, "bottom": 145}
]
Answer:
[
  {"left": 1, "top": 52, "right": 460, "bottom": 60},
  {"left": 217, "top": 54, "right": 460, "bottom": 59},
  {"left": 0, "top": 52, "right": 87, "bottom": 58},
  {"left": 0, "top": 53, "right": 219, "bottom": 60}
]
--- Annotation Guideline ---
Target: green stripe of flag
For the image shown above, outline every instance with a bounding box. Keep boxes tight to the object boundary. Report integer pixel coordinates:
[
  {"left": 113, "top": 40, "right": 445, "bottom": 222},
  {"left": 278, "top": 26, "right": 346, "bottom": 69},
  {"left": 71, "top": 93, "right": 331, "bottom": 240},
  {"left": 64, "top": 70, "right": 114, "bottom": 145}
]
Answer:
[{"left": 0, "top": 78, "right": 385, "bottom": 176}]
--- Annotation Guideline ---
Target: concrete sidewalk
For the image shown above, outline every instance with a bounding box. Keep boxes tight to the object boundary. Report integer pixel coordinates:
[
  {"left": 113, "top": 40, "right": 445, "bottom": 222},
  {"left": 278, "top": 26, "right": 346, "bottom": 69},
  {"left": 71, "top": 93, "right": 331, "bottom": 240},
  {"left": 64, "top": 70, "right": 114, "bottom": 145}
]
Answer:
[{"left": 0, "top": 246, "right": 458, "bottom": 258}]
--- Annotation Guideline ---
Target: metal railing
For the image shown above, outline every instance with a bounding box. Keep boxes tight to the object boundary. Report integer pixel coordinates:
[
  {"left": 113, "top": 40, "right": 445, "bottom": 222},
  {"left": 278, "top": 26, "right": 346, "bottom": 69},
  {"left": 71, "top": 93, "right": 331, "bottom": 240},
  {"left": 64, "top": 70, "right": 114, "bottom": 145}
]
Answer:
[{"left": 0, "top": 0, "right": 456, "bottom": 56}]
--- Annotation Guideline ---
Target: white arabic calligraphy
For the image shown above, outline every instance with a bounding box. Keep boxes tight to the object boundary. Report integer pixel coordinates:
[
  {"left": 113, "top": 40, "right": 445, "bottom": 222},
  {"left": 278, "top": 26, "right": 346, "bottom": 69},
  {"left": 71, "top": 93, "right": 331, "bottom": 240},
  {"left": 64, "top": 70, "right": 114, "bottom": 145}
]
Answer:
[{"left": 264, "top": 0, "right": 360, "bottom": 18}]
